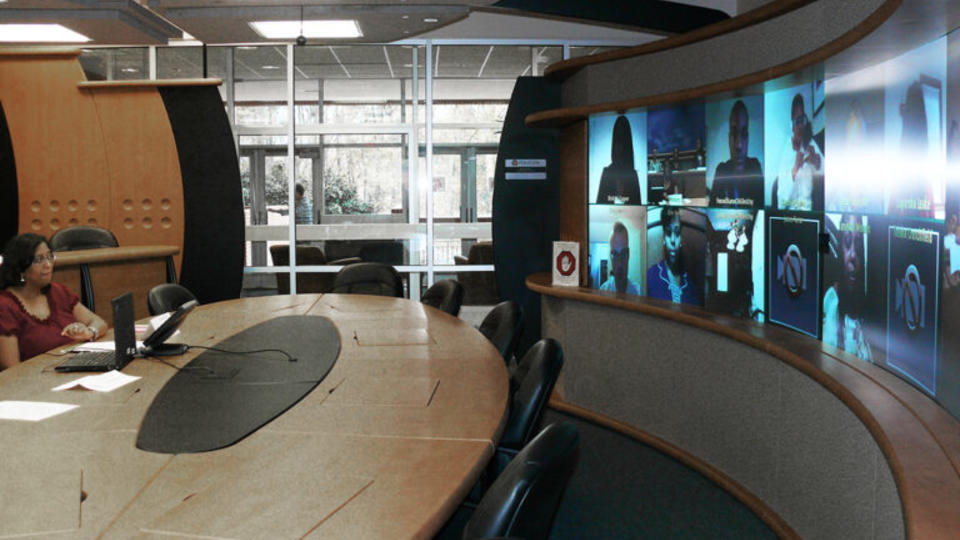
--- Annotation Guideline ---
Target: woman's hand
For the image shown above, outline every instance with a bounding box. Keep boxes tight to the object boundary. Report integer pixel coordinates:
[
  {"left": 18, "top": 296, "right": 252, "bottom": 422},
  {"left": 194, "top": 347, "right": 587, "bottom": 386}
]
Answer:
[{"left": 61, "top": 322, "right": 97, "bottom": 341}]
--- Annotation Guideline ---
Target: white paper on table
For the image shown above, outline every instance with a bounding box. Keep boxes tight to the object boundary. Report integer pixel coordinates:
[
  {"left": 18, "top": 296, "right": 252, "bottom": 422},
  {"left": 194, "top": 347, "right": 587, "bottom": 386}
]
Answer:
[
  {"left": 51, "top": 370, "right": 141, "bottom": 393},
  {"left": 72, "top": 340, "right": 144, "bottom": 352},
  {"left": 0, "top": 400, "right": 78, "bottom": 421}
]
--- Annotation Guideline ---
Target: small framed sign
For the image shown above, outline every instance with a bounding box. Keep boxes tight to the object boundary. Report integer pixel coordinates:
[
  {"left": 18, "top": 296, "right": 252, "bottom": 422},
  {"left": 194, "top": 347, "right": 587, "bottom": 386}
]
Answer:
[{"left": 552, "top": 241, "right": 580, "bottom": 286}]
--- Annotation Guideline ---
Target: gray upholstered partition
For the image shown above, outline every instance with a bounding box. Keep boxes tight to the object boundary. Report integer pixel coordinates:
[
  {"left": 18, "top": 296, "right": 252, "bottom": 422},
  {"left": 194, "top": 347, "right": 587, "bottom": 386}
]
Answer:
[{"left": 541, "top": 294, "right": 904, "bottom": 539}]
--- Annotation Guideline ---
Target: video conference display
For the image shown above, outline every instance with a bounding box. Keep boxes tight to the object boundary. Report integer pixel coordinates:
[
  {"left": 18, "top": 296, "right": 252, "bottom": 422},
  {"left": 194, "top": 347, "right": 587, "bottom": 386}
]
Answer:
[{"left": 585, "top": 27, "right": 960, "bottom": 419}]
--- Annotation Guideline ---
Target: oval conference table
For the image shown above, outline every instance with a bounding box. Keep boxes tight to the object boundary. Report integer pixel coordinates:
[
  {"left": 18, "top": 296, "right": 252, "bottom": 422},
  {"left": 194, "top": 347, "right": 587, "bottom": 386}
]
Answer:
[{"left": 0, "top": 294, "right": 509, "bottom": 539}]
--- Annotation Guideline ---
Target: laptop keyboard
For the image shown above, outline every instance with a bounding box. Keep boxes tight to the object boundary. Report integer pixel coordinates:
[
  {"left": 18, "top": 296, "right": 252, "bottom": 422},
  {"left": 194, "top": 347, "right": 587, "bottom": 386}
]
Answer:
[{"left": 57, "top": 351, "right": 115, "bottom": 370}]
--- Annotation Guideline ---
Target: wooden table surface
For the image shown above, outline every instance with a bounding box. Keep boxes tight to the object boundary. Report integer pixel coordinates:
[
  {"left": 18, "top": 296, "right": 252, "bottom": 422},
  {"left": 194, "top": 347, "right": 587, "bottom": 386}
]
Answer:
[{"left": 0, "top": 294, "right": 509, "bottom": 540}]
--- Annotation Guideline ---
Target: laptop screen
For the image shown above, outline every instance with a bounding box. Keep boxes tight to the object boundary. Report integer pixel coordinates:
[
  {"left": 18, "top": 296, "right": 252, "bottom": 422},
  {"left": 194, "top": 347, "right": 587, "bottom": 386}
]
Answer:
[{"left": 110, "top": 292, "right": 136, "bottom": 366}]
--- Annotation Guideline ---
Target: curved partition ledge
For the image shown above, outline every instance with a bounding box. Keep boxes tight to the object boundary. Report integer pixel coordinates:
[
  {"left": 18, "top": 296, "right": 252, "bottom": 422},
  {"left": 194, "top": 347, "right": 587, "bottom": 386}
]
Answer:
[
  {"left": 528, "top": 272, "right": 960, "bottom": 540},
  {"left": 528, "top": 0, "right": 903, "bottom": 129},
  {"left": 543, "top": 0, "right": 816, "bottom": 82}
]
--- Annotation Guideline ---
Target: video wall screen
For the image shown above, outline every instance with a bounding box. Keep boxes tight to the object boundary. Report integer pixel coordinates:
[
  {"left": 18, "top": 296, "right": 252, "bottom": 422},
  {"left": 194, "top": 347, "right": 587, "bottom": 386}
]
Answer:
[
  {"left": 589, "top": 111, "right": 646, "bottom": 205},
  {"left": 645, "top": 206, "right": 706, "bottom": 306},
  {"left": 584, "top": 28, "right": 960, "bottom": 419},
  {"left": 589, "top": 205, "right": 646, "bottom": 294}
]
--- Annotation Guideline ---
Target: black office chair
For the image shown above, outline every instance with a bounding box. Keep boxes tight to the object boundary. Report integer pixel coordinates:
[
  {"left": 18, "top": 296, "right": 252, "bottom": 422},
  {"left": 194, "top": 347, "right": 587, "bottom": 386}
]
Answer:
[
  {"left": 490, "top": 339, "right": 564, "bottom": 481},
  {"left": 147, "top": 283, "right": 198, "bottom": 316},
  {"left": 463, "top": 423, "right": 580, "bottom": 540},
  {"left": 421, "top": 279, "right": 464, "bottom": 317},
  {"left": 478, "top": 300, "right": 523, "bottom": 365},
  {"left": 332, "top": 262, "right": 404, "bottom": 297},
  {"left": 49, "top": 225, "right": 118, "bottom": 251}
]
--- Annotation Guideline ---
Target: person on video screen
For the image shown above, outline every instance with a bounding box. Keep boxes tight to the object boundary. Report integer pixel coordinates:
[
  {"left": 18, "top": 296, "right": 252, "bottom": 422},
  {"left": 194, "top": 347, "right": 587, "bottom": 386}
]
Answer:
[
  {"left": 822, "top": 214, "right": 872, "bottom": 362},
  {"left": 712, "top": 100, "right": 763, "bottom": 207},
  {"left": 774, "top": 93, "right": 822, "bottom": 210},
  {"left": 889, "top": 80, "right": 935, "bottom": 218},
  {"left": 596, "top": 115, "right": 642, "bottom": 205},
  {"left": 599, "top": 221, "right": 641, "bottom": 295},
  {"left": 647, "top": 207, "right": 702, "bottom": 305}
]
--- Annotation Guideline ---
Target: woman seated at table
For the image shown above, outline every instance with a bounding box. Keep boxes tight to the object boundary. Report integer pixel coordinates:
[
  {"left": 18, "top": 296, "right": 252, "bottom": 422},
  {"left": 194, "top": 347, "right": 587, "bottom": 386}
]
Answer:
[{"left": 0, "top": 233, "right": 107, "bottom": 370}]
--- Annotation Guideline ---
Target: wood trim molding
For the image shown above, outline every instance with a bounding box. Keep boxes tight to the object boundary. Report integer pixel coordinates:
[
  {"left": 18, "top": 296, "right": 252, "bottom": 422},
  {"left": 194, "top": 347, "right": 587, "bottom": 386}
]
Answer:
[
  {"left": 53, "top": 245, "right": 179, "bottom": 266},
  {"left": 543, "top": 0, "right": 816, "bottom": 81},
  {"left": 529, "top": 271, "right": 960, "bottom": 539},
  {"left": 0, "top": 48, "right": 81, "bottom": 58},
  {"left": 527, "top": 0, "right": 902, "bottom": 128},
  {"left": 78, "top": 79, "right": 223, "bottom": 89},
  {"left": 547, "top": 397, "right": 800, "bottom": 540}
]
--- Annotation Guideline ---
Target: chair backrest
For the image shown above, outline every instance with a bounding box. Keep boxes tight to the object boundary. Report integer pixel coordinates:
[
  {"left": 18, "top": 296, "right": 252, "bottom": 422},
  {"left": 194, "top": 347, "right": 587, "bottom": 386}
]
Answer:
[
  {"left": 421, "top": 279, "right": 464, "bottom": 317},
  {"left": 147, "top": 283, "right": 198, "bottom": 316},
  {"left": 478, "top": 300, "right": 523, "bottom": 364},
  {"left": 332, "top": 262, "right": 404, "bottom": 297},
  {"left": 455, "top": 241, "right": 499, "bottom": 305},
  {"left": 269, "top": 244, "right": 333, "bottom": 294},
  {"left": 500, "top": 338, "right": 564, "bottom": 451},
  {"left": 463, "top": 423, "right": 580, "bottom": 540},
  {"left": 358, "top": 241, "right": 405, "bottom": 265},
  {"left": 49, "top": 226, "right": 118, "bottom": 252}
]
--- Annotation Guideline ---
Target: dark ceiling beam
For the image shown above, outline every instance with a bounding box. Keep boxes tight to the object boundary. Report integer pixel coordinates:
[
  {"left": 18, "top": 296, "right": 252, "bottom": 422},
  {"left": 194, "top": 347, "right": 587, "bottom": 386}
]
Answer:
[{"left": 490, "top": 0, "right": 730, "bottom": 34}]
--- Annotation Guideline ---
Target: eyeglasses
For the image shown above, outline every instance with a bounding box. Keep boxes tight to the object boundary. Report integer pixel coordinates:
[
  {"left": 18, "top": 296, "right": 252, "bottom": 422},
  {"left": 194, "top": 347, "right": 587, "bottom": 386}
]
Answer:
[
  {"left": 32, "top": 253, "right": 56, "bottom": 265},
  {"left": 610, "top": 247, "right": 629, "bottom": 261}
]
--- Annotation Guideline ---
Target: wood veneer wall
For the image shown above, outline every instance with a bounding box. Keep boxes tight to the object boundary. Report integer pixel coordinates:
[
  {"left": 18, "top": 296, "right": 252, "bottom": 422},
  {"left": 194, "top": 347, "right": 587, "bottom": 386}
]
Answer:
[
  {"left": 86, "top": 87, "right": 184, "bottom": 256},
  {"left": 557, "top": 121, "right": 588, "bottom": 284},
  {"left": 0, "top": 52, "right": 113, "bottom": 238},
  {"left": 0, "top": 50, "right": 243, "bottom": 304}
]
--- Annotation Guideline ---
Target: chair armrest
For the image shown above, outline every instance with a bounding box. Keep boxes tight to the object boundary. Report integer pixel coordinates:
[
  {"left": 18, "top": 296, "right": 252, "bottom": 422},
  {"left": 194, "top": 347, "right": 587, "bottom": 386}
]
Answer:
[{"left": 454, "top": 255, "right": 469, "bottom": 265}]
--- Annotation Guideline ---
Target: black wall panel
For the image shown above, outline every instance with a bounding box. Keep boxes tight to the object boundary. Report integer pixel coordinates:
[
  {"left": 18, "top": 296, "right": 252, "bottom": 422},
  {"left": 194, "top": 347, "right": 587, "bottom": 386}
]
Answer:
[
  {"left": 0, "top": 102, "right": 18, "bottom": 249},
  {"left": 159, "top": 86, "right": 243, "bottom": 304},
  {"left": 492, "top": 77, "right": 561, "bottom": 354}
]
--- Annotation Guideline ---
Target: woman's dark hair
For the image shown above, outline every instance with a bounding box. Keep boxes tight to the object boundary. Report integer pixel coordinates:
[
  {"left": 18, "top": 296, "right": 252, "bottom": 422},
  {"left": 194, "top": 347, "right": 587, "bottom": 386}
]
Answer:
[
  {"left": 0, "top": 233, "right": 49, "bottom": 289},
  {"left": 610, "top": 115, "right": 635, "bottom": 169}
]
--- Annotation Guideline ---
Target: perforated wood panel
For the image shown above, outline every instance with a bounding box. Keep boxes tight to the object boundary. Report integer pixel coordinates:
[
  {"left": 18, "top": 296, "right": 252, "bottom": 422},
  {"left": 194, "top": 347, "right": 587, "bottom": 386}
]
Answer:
[
  {"left": 87, "top": 87, "right": 184, "bottom": 271},
  {"left": 0, "top": 54, "right": 111, "bottom": 236}
]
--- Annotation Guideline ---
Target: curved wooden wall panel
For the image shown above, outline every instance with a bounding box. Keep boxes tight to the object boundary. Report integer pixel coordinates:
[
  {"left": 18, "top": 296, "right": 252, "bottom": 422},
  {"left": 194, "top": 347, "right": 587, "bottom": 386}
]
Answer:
[
  {"left": 86, "top": 87, "right": 185, "bottom": 272},
  {"left": 0, "top": 54, "right": 111, "bottom": 238}
]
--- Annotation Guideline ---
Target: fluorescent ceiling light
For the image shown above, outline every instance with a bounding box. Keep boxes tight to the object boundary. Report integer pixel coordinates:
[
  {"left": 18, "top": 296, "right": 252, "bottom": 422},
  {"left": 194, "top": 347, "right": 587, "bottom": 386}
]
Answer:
[
  {"left": 249, "top": 20, "right": 362, "bottom": 39},
  {"left": 0, "top": 24, "right": 90, "bottom": 43}
]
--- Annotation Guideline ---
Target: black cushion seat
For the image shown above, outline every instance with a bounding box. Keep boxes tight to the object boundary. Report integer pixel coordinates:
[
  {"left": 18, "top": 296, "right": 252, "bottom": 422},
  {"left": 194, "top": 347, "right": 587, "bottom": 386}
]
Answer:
[
  {"left": 332, "top": 262, "right": 404, "bottom": 297},
  {"left": 49, "top": 226, "right": 118, "bottom": 251},
  {"left": 147, "top": 283, "right": 198, "bottom": 316},
  {"left": 463, "top": 423, "right": 580, "bottom": 540},
  {"left": 492, "top": 338, "right": 565, "bottom": 477},
  {"left": 421, "top": 279, "right": 465, "bottom": 317},
  {"left": 478, "top": 300, "right": 523, "bottom": 365},
  {"left": 269, "top": 244, "right": 361, "bottom": 294}
]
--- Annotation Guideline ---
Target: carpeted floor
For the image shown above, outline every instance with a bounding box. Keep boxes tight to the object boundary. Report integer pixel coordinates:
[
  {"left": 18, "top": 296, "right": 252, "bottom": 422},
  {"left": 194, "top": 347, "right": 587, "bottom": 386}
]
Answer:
[
  {"left": 542, "top": 409, "right": 776, "bottom": 539},
  {"left": 436, "top": 407, "right": 777, "bottom": 540}
]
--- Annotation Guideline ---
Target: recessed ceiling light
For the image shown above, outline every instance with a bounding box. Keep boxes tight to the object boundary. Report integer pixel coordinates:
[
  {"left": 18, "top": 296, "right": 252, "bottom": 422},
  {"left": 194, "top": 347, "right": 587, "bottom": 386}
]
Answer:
[
  {"left": 237, "top": 46, "right": 258, "bottom": 50},
  {"left": 402, "top": 15, "right": 409, "bottom": 20},
  {"left": 249, "top": 20, "right": 362, "bottom": 39},
  {"left": 423, "top": 18, "right": 439, "bottom": 23},
  {"left": 0, "top": 24, "right": 90, "bottom": 43},
  {"left": 121, "top": 68, "right": 139, "bottom": 73},
  {"left": 261, "top": 65, "right": 280, "bottom": 70}
]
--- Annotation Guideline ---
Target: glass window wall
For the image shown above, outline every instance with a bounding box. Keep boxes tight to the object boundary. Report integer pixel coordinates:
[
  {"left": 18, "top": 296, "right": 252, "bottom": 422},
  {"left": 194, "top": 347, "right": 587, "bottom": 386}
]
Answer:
[{"left": 78, "top": 40, "right": 631, "bottom": 303}]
